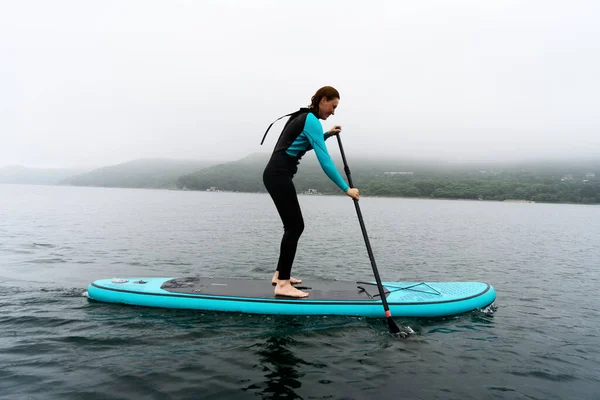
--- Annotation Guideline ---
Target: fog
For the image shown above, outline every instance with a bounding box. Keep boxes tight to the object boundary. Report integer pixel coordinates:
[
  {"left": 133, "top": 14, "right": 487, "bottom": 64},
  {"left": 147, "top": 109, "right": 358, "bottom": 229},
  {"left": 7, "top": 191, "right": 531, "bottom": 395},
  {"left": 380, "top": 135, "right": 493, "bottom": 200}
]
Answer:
[{"left": 1, "top": 0, "right": 598, "bottom": 168}]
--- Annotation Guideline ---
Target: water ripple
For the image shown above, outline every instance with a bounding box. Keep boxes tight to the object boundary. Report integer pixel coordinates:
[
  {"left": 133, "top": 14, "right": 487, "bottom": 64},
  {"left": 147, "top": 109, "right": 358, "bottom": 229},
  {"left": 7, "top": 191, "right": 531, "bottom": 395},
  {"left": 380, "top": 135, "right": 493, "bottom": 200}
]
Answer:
[{"left": 0, "top": 186, "right": 599, "bottom": 399}]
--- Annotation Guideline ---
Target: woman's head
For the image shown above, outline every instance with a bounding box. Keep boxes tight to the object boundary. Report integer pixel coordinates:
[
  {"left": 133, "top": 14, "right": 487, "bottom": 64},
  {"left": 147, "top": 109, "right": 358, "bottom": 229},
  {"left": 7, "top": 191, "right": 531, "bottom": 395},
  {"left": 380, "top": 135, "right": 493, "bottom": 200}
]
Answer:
[{"left": 309, "top": 86, "right": 340, "bottom": 120}]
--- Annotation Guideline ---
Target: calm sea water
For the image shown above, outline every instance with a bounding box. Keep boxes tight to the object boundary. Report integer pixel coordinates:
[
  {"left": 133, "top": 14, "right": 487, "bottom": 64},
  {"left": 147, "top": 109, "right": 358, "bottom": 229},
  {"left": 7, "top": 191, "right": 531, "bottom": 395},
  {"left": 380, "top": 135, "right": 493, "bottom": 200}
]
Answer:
[{"left": 1, "top": 184, "right": 599, "bottom": 399}]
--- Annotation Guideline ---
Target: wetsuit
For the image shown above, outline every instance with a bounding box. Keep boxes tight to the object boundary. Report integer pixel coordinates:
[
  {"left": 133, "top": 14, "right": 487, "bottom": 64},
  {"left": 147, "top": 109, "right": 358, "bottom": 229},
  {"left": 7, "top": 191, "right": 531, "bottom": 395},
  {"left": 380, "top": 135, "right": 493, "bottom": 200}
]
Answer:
[{"left": 263, "top": 109, "right": 349, "bottom": 280}]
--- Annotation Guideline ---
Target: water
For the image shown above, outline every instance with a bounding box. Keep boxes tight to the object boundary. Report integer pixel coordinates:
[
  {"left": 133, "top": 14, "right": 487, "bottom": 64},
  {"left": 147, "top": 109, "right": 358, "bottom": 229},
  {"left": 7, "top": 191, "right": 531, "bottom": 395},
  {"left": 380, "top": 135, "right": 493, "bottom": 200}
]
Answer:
[{"left": 1, "top": 184, "right": 599, "bottom": 399}]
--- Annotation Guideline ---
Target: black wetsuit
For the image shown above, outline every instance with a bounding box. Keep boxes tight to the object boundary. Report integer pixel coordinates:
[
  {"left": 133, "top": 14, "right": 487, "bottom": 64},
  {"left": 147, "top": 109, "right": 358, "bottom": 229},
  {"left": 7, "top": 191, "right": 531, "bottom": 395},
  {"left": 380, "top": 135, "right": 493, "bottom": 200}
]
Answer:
[{"left": 263, "top": 109, "right": 349, "bottom": 280}]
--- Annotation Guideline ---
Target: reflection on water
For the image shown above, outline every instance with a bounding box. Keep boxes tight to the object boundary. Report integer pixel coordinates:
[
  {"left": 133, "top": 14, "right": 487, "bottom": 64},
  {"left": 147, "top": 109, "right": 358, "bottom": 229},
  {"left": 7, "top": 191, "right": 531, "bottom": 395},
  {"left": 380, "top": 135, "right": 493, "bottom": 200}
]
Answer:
[{"left": 245, "top": 335, "right": 306, "bottom": 399}]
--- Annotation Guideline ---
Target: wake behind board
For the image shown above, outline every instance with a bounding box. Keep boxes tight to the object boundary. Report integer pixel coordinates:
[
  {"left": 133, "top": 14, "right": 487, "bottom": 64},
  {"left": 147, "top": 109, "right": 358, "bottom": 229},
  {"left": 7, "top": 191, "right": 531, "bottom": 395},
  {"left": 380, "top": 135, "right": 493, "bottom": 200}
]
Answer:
[{"left": 87, "top": 277, "right": 496, "bottom": 318}]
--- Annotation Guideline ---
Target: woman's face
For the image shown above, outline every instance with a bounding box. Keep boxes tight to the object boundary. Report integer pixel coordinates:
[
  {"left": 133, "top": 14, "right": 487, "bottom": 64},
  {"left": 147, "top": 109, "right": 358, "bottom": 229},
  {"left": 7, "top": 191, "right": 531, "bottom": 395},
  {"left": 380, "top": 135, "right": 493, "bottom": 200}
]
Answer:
[{"left": 318, "top": 97, "right": 339, "bottom": 120}]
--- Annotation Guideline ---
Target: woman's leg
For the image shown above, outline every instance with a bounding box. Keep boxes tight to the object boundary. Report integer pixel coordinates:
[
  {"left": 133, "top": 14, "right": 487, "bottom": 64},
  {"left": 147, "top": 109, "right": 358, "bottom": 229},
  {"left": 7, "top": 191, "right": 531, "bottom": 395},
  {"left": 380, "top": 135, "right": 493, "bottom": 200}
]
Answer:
[
  {"left": 263, "top": 168, "right": 308, "bottom": 297},
  {"left": 265, "top": 174, "right": 304, "bottom": 280}
]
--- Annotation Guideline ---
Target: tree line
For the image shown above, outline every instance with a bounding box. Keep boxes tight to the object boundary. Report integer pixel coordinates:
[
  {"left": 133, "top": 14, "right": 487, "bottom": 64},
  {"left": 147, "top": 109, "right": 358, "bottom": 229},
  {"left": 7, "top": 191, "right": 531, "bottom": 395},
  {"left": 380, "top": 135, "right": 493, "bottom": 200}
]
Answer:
[{"left": 176, "top": 156, "right": 599, "bottom": 204}]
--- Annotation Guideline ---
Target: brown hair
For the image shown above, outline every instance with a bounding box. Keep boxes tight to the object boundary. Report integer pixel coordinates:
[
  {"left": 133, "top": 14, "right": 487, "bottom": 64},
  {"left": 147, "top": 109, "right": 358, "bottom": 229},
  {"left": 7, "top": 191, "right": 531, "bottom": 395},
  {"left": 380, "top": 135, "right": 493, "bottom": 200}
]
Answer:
[{"left": 309, "top": 86, "right": 340, "bottom": 111}]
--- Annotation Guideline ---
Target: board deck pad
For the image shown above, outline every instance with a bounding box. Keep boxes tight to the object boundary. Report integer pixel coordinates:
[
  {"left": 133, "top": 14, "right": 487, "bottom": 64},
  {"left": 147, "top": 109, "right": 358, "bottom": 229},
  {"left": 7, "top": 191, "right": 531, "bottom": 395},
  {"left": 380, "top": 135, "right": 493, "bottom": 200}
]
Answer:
[{"left": 161, "top": 277, "right": 390, "bottom": 300}]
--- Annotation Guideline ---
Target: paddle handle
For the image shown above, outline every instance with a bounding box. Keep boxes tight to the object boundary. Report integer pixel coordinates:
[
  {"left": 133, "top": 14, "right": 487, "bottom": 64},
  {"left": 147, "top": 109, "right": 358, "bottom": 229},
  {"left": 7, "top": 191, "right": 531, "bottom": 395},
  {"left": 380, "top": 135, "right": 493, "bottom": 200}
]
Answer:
[{"left": 335, "top": 134, "right": 400, "bottom": 333}]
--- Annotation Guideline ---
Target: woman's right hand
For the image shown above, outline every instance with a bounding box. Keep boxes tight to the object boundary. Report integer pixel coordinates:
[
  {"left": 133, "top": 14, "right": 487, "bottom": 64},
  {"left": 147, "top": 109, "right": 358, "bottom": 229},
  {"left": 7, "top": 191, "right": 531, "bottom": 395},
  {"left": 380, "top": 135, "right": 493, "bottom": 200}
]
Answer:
[{"left": 346, "top": 188, "right": 360, "bottom": 200}]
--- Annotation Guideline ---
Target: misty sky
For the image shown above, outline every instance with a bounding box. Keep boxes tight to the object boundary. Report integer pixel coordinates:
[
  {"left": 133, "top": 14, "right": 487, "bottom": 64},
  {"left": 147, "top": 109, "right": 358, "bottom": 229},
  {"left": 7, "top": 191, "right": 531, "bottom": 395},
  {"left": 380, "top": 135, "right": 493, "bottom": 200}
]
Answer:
[{"left": 1, "top": 0, "right": 599, "bottom": 168}]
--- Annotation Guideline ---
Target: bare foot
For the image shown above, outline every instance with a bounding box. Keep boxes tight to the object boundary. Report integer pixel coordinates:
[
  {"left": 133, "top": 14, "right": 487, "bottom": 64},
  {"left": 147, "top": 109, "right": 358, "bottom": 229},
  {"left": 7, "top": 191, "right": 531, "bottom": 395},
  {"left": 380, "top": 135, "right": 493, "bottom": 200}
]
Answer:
[
  {"left": 274, "top": 281, "right": 309, "bottom": 298},
  {"left": 272, "top": 271, "right": 302, "bottom": 285}
]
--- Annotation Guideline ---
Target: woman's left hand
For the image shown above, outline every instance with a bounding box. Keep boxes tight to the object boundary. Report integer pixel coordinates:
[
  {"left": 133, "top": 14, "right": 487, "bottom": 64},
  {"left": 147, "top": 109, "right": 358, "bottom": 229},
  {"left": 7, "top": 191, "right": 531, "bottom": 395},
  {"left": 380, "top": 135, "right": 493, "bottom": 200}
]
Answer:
[{"left": 327, "top": 125, "right": 342, "bottom": 135}]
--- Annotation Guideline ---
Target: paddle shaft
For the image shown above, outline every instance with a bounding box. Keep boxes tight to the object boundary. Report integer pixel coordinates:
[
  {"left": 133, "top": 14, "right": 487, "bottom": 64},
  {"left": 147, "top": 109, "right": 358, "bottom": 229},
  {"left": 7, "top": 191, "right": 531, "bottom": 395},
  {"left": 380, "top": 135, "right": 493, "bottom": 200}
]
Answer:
[{"left": 335, "top": 134, "right": 400, "bottom": 333}]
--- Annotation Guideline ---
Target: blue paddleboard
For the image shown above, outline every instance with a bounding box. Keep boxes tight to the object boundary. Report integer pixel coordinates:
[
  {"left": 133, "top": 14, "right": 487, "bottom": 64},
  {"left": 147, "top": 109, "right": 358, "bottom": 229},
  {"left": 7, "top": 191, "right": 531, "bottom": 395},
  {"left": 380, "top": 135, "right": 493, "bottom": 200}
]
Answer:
[{"left": 87, "top": 277, "right": 496, "bottom": 318}]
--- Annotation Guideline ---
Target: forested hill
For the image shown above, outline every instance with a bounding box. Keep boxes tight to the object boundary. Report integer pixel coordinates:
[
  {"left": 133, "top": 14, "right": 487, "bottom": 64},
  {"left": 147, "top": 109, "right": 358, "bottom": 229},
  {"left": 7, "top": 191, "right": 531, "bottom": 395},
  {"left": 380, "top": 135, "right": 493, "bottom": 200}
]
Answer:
[
  {"left": 176, "top": 153, "right": 600, "bottom": 204},
  {"left": 61, "top": 159, "right": 214, "bottom": 189},
  {"left": 9, "top": 154, "right": 596, "bottom": 204}
]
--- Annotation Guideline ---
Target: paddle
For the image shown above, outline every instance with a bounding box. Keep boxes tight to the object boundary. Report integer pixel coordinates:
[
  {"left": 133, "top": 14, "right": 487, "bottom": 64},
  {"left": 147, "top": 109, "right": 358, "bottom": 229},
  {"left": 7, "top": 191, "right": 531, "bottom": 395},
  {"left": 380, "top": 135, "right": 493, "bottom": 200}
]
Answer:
[{"left": 335, "top": 134, "right": 401, "bottom": 334}]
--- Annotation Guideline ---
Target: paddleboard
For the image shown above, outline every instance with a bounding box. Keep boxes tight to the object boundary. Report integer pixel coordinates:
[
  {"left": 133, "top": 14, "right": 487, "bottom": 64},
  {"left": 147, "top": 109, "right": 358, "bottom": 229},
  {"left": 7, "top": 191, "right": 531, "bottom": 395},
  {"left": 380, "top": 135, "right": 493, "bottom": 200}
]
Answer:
[{"left": 87, "top": 277, "right": 496, "bottom": 318}]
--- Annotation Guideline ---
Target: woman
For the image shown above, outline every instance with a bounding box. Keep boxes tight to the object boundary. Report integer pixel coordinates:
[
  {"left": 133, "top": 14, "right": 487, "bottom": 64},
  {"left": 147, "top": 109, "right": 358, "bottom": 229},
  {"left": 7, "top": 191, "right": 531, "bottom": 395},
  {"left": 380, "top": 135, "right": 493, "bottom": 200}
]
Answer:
[{"left": 262, "top": 86, "right": 360, "bottom": 298}]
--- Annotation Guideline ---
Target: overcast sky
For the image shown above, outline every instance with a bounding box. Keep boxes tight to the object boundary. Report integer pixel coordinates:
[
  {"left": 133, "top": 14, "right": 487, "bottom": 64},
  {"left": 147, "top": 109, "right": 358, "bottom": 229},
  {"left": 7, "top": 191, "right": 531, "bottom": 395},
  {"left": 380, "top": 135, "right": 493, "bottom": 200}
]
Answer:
[{"left": 1, "top": 0, "right": 599, "bottom": 168}]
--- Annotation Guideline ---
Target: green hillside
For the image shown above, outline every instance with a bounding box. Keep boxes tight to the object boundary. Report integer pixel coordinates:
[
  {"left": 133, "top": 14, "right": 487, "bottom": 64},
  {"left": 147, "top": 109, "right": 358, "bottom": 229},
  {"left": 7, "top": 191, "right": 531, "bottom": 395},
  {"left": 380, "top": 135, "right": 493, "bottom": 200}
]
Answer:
[
  {"left": 62, "top": 158, "right": 215, "bottom": 189},
  {"left": 176, "top": 154, "right": 600, "bottom": 203}
]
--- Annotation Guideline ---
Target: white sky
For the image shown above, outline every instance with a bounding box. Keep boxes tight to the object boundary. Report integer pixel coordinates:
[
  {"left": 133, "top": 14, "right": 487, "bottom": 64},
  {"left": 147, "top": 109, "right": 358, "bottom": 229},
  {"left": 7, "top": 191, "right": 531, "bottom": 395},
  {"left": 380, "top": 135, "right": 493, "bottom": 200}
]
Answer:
[{"left": 1, "top": 0, "right": 599, "bottom": 168}]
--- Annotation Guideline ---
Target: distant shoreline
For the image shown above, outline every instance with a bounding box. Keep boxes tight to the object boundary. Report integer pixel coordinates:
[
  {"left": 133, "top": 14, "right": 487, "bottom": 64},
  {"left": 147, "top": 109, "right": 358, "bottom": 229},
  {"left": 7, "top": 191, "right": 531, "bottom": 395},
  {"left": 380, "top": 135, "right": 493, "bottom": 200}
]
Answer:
[
  {"left": 3, "top": 155, "right": 598, "bottom": 205},
  {"left": 6, "top": 183, "right": 597, "bottom": 206}
]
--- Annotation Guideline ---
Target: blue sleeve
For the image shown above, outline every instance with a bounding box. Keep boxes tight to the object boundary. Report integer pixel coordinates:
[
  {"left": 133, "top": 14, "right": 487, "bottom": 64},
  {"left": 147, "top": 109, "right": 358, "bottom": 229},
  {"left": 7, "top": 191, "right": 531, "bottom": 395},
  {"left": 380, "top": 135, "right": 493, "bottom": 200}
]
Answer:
[{"left": 303, "top": 114, "right": 350, "bottom": 192}]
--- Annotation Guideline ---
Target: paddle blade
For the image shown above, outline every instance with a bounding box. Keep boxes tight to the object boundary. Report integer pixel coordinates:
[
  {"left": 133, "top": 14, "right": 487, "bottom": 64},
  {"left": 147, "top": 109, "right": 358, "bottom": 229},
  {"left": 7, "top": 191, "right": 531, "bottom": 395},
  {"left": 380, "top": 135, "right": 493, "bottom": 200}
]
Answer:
[{"left": 387, "top": 317, "right": 401, "bottom": 334}]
